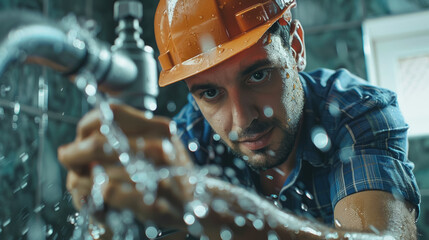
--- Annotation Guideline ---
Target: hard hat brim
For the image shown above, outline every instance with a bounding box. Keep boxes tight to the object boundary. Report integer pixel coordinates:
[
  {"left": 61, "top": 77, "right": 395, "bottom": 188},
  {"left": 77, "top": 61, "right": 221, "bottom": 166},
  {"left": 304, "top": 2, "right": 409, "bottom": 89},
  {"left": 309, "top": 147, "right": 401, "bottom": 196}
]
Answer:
[{"left": 158, "top": 8, "right": 290, "bottom": 87}]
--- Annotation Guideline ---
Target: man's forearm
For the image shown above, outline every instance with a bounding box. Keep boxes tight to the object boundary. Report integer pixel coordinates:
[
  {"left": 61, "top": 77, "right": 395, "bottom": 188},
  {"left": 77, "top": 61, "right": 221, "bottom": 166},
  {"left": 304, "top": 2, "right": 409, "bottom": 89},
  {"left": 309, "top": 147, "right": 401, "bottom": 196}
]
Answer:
[{"left": 197, "top": 178, "right": 397, "bottom": 240}]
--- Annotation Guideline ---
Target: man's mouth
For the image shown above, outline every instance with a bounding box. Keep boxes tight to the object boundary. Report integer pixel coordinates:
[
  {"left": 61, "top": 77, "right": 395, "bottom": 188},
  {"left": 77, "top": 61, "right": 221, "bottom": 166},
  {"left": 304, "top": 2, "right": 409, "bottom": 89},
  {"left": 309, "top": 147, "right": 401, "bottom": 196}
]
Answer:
[{"left": 238, "top": 127, "right": 274, "bottom": 151}]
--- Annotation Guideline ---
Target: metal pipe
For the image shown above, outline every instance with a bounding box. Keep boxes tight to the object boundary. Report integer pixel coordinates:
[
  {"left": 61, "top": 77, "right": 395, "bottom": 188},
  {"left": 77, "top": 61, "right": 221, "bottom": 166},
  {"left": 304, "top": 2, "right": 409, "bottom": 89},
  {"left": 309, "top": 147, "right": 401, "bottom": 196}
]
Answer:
[{"left": 0, "top": 10, "right": 138, "bottom": 90}]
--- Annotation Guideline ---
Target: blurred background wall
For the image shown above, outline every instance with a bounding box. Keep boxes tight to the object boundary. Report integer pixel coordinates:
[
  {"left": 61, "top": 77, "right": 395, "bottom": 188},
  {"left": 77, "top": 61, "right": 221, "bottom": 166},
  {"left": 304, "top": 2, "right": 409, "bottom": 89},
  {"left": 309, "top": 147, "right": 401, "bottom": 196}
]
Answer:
[{"left": 0, "top": 0, "right": 427, "bottom": 239}]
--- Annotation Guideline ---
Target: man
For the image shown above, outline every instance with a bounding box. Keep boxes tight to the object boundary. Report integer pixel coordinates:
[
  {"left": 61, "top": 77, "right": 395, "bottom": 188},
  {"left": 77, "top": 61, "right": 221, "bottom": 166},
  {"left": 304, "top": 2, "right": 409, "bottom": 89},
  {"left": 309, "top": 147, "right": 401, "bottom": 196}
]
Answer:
[{"left": 58, "top": 0, "right": 420, "bottom": 239}]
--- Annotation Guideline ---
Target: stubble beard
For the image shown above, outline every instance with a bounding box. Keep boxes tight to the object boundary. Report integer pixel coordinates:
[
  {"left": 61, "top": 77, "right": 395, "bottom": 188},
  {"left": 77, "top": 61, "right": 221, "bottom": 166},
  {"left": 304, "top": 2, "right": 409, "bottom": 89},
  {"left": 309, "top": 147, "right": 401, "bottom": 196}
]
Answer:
[
  {"left": 224, "top": 34, "right": 305, "bottom": 172},
  {"left": 228, "top": 71, "right": 304, "bottom": 172}
]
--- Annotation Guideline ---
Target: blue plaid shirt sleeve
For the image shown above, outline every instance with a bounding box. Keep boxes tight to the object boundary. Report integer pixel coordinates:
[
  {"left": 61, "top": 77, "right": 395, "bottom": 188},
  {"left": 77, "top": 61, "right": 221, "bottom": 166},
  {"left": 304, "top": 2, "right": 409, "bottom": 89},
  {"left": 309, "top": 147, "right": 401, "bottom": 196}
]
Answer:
[{"left": 310, "top": 69, "right": 421, "bottom": 214}]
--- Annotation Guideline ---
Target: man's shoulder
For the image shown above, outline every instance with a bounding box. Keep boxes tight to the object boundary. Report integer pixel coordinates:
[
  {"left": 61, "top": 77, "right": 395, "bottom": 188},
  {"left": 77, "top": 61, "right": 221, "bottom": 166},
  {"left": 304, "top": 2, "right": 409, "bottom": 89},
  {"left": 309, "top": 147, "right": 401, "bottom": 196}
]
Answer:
[{"left": 300, "top": 68, "right": 398, "bottom": 120}]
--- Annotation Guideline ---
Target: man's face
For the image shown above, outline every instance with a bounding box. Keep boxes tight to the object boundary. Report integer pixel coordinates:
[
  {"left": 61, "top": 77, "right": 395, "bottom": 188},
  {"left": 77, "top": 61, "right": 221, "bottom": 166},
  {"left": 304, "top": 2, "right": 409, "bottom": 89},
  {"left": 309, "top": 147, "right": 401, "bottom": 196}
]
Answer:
[{"left": 185, "top": 34, "right": 304, "bottom": 171}]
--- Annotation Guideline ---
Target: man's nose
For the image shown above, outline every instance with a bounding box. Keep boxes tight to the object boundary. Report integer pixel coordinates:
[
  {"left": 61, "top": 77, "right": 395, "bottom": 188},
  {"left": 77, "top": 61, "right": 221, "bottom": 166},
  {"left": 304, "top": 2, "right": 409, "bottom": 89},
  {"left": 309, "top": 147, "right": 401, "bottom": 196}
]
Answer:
[{"left": 230, "top": 89, "right": 259, "bottom": 131}]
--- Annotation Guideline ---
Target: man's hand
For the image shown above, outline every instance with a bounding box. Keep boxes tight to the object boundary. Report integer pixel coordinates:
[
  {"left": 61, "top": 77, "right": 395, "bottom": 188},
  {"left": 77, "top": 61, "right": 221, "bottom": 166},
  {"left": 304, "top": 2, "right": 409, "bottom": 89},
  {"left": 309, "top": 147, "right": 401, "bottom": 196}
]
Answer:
[{"left": 58, "top": 104, "right": 194, "bottom": 230}]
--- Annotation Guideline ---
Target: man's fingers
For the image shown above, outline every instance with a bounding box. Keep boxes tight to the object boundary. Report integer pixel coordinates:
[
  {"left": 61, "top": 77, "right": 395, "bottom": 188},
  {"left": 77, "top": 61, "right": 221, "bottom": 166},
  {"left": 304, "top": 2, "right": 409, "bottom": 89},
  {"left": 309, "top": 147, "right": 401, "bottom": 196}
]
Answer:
[
  {"left": 76, "top": 109, "right": 102, "bottom": 140},
  {"left": 76, "top": 105, "right": 172, "bottom": 142},
  {"left": 110, "top": 104, "right": 172, "bottom": 138},
  {"left": 58, "top": 132, "right": 118, "bottom": 169},
  {"left": 66, "top": 171, "right": 92, "bottom": 210},
  {"left": 101, "top": 180, "right": 182, "bottom": 225},
  {"left": 59, "top": 134, "right": 180, "bottom": 171},
  {"left": 102, "top": 166, "right": 133, "bottom": 182}
]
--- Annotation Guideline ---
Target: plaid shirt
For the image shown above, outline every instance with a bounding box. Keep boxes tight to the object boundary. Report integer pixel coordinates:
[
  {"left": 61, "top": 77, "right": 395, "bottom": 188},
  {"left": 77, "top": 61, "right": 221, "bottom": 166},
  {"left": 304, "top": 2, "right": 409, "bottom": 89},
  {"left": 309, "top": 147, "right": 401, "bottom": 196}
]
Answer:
[{"left": 173, "top": 68, "right": 421, "bottom": 224}]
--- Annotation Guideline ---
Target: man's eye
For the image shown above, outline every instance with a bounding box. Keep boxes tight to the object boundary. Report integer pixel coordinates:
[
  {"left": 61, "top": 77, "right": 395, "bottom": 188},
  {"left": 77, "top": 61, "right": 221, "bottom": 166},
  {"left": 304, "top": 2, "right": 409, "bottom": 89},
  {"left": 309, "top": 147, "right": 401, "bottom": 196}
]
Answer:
[
  {"left": 249, "top": 69, "right": 270, "bottom": 83},
  {"left": 202, "top": 89, "right": 220, "bottom": 100}
]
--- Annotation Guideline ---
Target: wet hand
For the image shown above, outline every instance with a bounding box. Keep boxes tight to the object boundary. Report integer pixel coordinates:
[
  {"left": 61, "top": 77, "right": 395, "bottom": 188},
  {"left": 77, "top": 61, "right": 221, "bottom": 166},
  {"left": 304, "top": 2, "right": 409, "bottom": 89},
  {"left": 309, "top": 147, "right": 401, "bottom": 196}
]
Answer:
[{"left": 58, "top": 104, "right": 194, "bottom": 229}]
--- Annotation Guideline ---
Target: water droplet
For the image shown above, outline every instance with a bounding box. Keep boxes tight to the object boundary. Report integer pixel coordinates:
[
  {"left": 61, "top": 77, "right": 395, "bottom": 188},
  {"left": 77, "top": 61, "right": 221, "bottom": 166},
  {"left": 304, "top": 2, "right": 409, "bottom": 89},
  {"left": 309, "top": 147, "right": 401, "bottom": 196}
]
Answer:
[
  {"left": 167, "top": 101, "right": 177, "bottom": 112},
  {"left": 325, "top": 232, "right": 340, "bottom": 239},
  {"left": 280, "top": 195, "right": 287, "bottom": 201},
  {"left": 220, "top": 227, "right": 233, "bottom": 240},
  {"left": 13, "top": 102, "right": 20, "bottom": 114},
  {"left": 369, "top": 225, "right": 380, "bottom": 234},
  {"left": 215, "top": 144, "right": 225, "bottom": 154},
  {"left": 328, "top": 100, "right": 341, "bottom": 117},
  {"left": 159, "top": 168, "right": 170, "bottom": 179},
  {"left": 334, "top": 219, "right": 342, "bottom": 228},
  {"left": 169, "top": 121, "right": 177, "bottom": 135},
  {"left": 207, "top": 165, "right": 222, "bottom": 176},
  {"left": 145, "top": 226, "right": 158, "bottom": 238},
  {"left": 103, "top": 142, "right": 113, "bottom": 155},
  {"left": 225, "top": 167, "right": 236, "bottom": 178},
  {"left": 34, "top": 204, "right": 45, "bottom": 213},
  {"left": 270, "top": 194, "right": 278, "bottom": 199},
  {"left": 211, "top": 199, "right": 228, "bottom": 213},
  {"left": 20, "top": 152, "right": 29, "bottom": 163},
  {"left": 184, "top": 213, "right": 196, "bottom": 225},
  {"left": 188, "top": 140, "right": 199, "bottom": 152},
  {"left": 85, "top": 84, "right": 97, "bottom": 96},
  {"left": 266, "top": 175, "right": 274, "bottom": 180},
  {"left": 54, "top": 202, "right": 60, "bottom": 211},
  {"left": 246, "top": 213, "right": 256, "bottom": 221},
  {"left": 100, "top": 124, "right": 110, "bottom": 134},
  {"left": 311, "top": 126, "right": 331, "bottom": 152},
  {"left": 162, "top": 139, "right": 176, "bottom": 160},
  {"left": 301, "top": 203, "right": 308, "bottom": 211},
  {"left": 234, "top": 216, "right": 246, "bottom": 227},
  {"left": 228, "top": 131, "right": 238, "bottom": 141},
  {"left": 46, "top": 225, "right": 54, "bottom": 236},
  {"left": 0, "top": 85, "right": 11, "bottom": 97},
  {"left": 253, "top": 219, "right": 264, "bottom": 230},
  {"left": 193, "top": 203, "right": 209, "bottom": 218},
  {"left": 339, "top": 147, "right": 354, "bottom": 162},
  {"left": 144, "top": 110, "right": 154, "bottom": 119},
  {"left": 187, "top": 221, "right": 203, "bottom": 236},
  {"left": 189, "top": 176, "right": 198, "bottom": 184},
  {"left": 268, "top": 230, "right": 279, "bottom": 240},
  {"left": 199, "top": 15, "right": 203, "bottom": 19},
  {"left": 143, "top": 193, "right": 155, "bottom": 205},
  {"left": 233, "top": 158, "right": 246, "bottom": 169},
  {"left": 94, "top": 170, "right": 108, "bottom": 186},
  {"left": 273, "top": 167, "right": 285, "bottom": 176},
  {"left": 218, "top": 48, "right": 225, "bottom": 54},
  {"left": 263, "top": 106, "right": 274, "bottom": 118},
  {"left": 87, "top": 95, "right": 96, "bottom": 105},
  {"left": 119, "top": 153, "right": 130, "bottom": 164},
  {"left": 294, "top": 187, "right": 303, "bottom": 195},
  {"left": 267, "top": 150, "right": 276, "bottom": 157},
  {"left": 213, "top": 133, "right": 221, "bottom": 141},
  {"left": 3, "top": 219, "right": 11, "bottom": 227},
  {"left": 305, "top": 191, "right": 314, "bottom": 200}
]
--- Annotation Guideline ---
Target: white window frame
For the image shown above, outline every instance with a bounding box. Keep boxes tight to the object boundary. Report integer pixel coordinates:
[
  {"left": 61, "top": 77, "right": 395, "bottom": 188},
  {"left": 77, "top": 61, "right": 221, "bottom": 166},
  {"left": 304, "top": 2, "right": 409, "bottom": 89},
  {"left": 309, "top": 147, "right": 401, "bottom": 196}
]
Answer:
[{"left": 363, "top": 10, "right": 429, "bottom": 137}]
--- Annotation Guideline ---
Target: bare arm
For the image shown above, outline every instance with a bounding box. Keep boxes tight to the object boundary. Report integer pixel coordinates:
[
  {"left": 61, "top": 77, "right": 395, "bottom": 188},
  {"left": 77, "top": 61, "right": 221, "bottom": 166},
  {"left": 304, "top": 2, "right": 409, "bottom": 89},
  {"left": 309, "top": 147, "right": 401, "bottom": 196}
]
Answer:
[{"left": 193, "top": 179, "right": 416, "bottom": 240}]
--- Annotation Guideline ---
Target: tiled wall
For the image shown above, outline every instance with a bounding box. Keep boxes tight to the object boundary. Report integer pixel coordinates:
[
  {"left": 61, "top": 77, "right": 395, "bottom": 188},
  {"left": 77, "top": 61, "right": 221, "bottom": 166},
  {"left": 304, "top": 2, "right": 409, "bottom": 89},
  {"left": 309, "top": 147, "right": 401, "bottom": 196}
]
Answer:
[{"left": 0, "top": 0, "right": 428, "bottom": 239}]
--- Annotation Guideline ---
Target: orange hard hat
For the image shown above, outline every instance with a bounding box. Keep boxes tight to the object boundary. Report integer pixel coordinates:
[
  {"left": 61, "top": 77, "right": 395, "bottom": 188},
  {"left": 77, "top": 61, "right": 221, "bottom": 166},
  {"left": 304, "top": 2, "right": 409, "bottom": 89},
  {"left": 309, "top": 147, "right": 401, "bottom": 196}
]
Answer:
[{"left": 155, "top": 0, "right": 296, "bottom": 87}]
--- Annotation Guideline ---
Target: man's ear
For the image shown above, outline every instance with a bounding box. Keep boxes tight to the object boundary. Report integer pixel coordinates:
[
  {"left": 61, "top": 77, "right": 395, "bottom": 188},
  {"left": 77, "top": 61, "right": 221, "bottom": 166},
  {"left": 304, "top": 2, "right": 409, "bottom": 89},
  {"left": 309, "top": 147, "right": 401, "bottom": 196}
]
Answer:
[{"left": 289, "top": 20, "right": 306, "bottom": 72}]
